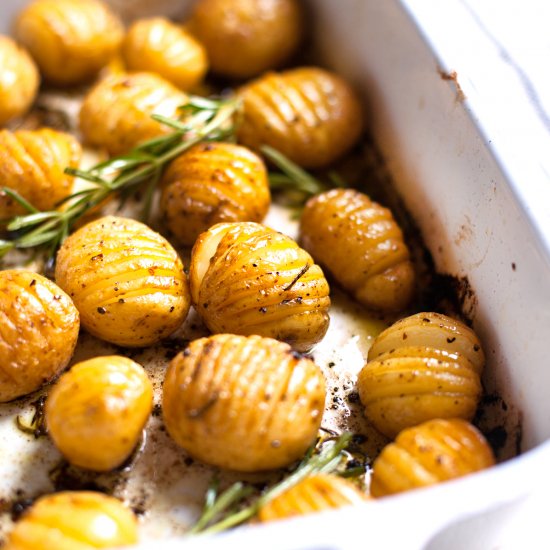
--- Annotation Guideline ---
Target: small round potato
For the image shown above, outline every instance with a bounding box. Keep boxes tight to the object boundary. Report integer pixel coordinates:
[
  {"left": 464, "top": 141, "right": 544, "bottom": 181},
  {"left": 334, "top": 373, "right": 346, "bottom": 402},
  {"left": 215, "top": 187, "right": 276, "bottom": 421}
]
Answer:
[
  {"left": 14, "top": 0, "right": 123, "bottom": 86},
  {"left": 370, "top": 419, "right": 495, "bottom": 497},
  {"left": 188, "top": 0, "right": 302, "bottom": 79},
  {"left": 238, "top": 67, "right": 363, "bottom": 168},
  {"left": 0, "top": 270, "right": 79, "bottom": 403},
  {"left": 0, "top": 36, "right": 39, "bottom": 126},
  {"left": 189, "top": 222, "right": 331, "bottom": 351},
  {"left": 55, "top": 216, "right": 190, "bottom": 347},
  {"left": 0, "top": 129, "right": 81, "bottom": 219},
  {"left": 160, "top": 142, "right": 271, "bottom": 246},
  {"left": 46, "top": 356, "right": 153, "bottom": 471},
  {"left": 163, "top": 334, "right": 326, "bottom": 471},
  {"left": 4, "top": 491, "right": 138, "bottom": 549},
  {"left": 357, "top": 312, "right": 485, "bottom": 438},
  {"left": 300, "top": 189, "right": 415, "bottom": 312},
  {"left": 259, "top": 474, "right": 368, "bottom": 522},
  {"left": 122, "top": 17, "right": 208, "bottom": 91},
  {"left": 79, "top": 72, "right": 188, "bottom": 155}
]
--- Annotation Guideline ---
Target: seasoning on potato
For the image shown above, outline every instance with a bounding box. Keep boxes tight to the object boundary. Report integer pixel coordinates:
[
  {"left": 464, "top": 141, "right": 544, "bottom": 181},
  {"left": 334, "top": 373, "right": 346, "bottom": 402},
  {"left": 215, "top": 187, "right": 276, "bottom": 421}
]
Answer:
[
  {"left": 55, "top": 215, "right": 190, "bottom": 347},
  {"left": 357, "top": 312, "right": 485, "bottom": 438},
  {"left": 3, "top": 491, "right": 138, "bottom": 549},
  {"left": 370, "top": 418, "right": 495, "bottom": 497},
  {"left": 188, "top": 0, "right": 302, "bottom": 79},
  {"left": 0, "top": 128, "right": 81, "bottom": 219},
  {"left": 189, "top": 222, "right": 331, "bottom": 351},
  {"left": 0, "top": 35, "right": 39, "bottom": 126},
  {"left": 238, "top": 67, "right": 363, "bottom": 168},
  {"left": 160, "top": 142, "right": 271, "bottom": 246},
  {"left": 46, "top": 355, "right": 153, "bottom": 471},
  {"left": 0, "top": 270, "right": 79, "bottom": 403},
  {"left": 163, "top": 334, "right": 326, "bottom": 471}
]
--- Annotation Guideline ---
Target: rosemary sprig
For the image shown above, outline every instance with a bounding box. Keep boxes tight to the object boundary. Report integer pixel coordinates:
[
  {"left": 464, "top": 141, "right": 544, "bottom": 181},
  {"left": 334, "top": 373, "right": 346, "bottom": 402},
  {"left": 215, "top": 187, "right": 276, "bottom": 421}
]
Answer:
[{"left": 0, "top": 96, "right": 241, "bottom": 261}]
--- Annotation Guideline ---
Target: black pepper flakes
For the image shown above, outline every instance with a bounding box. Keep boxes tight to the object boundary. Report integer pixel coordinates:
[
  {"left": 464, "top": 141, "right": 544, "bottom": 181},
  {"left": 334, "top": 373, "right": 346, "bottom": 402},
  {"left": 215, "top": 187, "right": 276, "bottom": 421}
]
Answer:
[{"left": 97, "top": 307, "right": 107, "bottom": 314}]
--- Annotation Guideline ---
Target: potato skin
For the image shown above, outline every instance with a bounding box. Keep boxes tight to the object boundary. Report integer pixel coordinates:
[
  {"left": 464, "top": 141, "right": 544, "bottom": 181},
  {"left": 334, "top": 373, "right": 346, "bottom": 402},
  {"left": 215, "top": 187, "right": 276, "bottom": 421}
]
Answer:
[
  {"left": 160, "top": 142, "right": 271, "bottom": 246},
  {"left": 300, "top": 189, "right": 415, "bottom": 312},
  {"left": 0, "top": 270, "right": 79, "bottom": 403},
  {"left": 370, "top": 419, "right": 495, "bottom": 497},
  {"left": 238, "top": 67, "right": 363, "bottom": 168},
  {"left": 259, "top": 474, "right": 367, "bottom": 522},
  {"left": 0, "top": 36, "right": 39, "bottom": 126},
  {"left": 189, "top": 222, "right": 331, "bottom": 352},
  {"left": 14, "top": 0, "right": 123, "bottom": 86},
  {"left": 55, "top": 216, "right": 190, "bottom": 347},
  {"left": 122, "top": 17, "right": 208, "bottom": 91},
  {"left": 4, "top": 491, "right": 138, "bottom": 549},
  {"left": 79, "top": 72, "right": 188, "bottom": 155},
  {"left": 0, "top": 129, "right": 81, "bottom": 219},
  {"left": 357, "top": 312, "right": 485, "bottom": 438},
  {"left": 163, "top": 334, "right": 326, "bottom": 471},
  {"left": 188, "top": 0, "right": 302, "bottom": 79}
]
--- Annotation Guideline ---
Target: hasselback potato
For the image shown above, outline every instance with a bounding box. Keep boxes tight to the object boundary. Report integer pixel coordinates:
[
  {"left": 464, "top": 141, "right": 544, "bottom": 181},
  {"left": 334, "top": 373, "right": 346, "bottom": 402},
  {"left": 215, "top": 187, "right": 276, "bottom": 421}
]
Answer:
[
  {"left": 163, "top": 334, "right": 326, "bottom": 471},
  {"left": 357, "top": 312, "right": 484, "bottom": 438},
  {"left": 238, "top": 67, "right": 363, "bottom": 168},
  {"left": 300, "top": 188, "right": 415, "bottom": 312},
  {"left": 55, "top": 216, "right": 190, "bottom": 347},
  {"left": 160, "top": 142, "right": 271, "bottom": 246},
  {"left": 14, "top": 0, "right": 123, "bottom": 86},
  {"left": 4, "top": 491, "right": 138, "bottom": 549},
  {"left": 370, "top": 419, "right": 495, "bottom": 497},
  {"left": 46, "top": 356, "right": 153, "bottom": 471},
  {"left": 0, "top": 270, "right": 79, "bottom": 403},
  {"left": 0, "top": 129, "right": 81, "bottom": 219},
  {"left": 0, "top": 35, "right": 39, "bottom": 126},
  {"left": 189, "top": 222, "right": 331, "bottom": 351}
]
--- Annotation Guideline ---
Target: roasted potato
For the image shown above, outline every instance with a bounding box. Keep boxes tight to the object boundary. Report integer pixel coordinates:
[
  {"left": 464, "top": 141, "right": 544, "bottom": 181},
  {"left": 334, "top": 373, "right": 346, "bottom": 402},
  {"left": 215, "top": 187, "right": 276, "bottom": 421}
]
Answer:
[
  {"left": 4, "top": 491, "right": 138, "bottom": 549},
  {"left": 0, "top": 270, "right": 79, "bottom": 403},
  {"left": 188, "top": 0, "right": 302, "bottom": 79},
  {"left": 79, "top": 71, "right": 188, "bottom": 155},
  {"left": 259, "top": 474, "right": 368, "bottom": 522},
  {"left": 357, "top": 312, "right": 485, "bottom": 438},
  {"left": 189, "top": 222, "right": 331, "bottom": 351},
  {"left": 0, "top": 129, "right": 81, "bottom": 219},
  {"left": 160, "top": 142, "right": 271, "bottom": 246},
  {"left": 300, "top": 189, "right": 415, "bottom": 312},
  {"left": 370, "top": 419, "right": 495, "bottom": 497},
  {"left": 163, "top": 334, "right": 326, "bottom": 471},
  {"left": 122, "top": 17, "right": 208, "bottom": 91},
  {"left": 14, "top": 0, "right": 123, "bottom": 86},
  {"left": 238, "top": 67, "right": 363, "bottom": 168},
  {"left": 0, "top": 36, "right": 39, "bottom": 126},
  {"left": 55, "top": 216, "right": 190, "bottom": 347},
  {"left": 46, "top": 356, "right": 153, "bottom": 471}
]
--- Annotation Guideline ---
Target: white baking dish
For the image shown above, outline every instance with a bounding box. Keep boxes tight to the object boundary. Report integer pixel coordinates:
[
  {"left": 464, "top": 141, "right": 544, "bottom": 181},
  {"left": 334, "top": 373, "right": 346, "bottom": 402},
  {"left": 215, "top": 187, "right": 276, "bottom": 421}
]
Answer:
[{"left": 1, "top": 0, "right": 549, "bottom": 548}]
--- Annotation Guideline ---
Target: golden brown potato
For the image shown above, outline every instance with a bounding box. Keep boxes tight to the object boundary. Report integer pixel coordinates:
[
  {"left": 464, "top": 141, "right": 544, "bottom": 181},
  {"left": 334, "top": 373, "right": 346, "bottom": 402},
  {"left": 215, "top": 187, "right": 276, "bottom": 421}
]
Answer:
[
  {"left": 163, "top": 334, "right": 326, "bottom": 471},
  {"left": 46, "top": 356, "right": 153, "bottom": 471},
  {"left": 238, "top": 67, "right": 363, "bottom": 168},
  {"left": 79, "top": 72, "right": 188, "bottom": 155},
  {"left": 0, "top": 270, "right": 79, "bottom": 403},
  {"left": 14, "top": 0, "right": 123, "bottom": 86},
  {"left": 188, "top": 0, "right": 302, "bottom": 79},
  {"left": 55, "top": 216, "right": 190, "bottom": 347},
  {"left": 370, "top": 419, "right": 495, "bottom": 497},
  {"left": 189, "top": 222, "right": 331, "bottom": 351},
  {"left": 300, "top": 189, "right": 415, "bottom": 312},
  {"left": 0, "top": 129, "right": 81, "bottom": 219},
  {"left": 259, "top": 474, "right": 368, "bottom": 522},
  {"left": 122, "top": 17, "right": 208, "bottom": 91},
  {"left": 0, "top": 36, "right": 39, "bottom": 126},
  {"left": 4, "top": 491, "right": 138, "bottom": 549},
  {"left": 160, "top": 142, "right": 271, "bottom": 246},
  {"left": 357, "top": 312, "right": 485, "bottom": 438}
]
